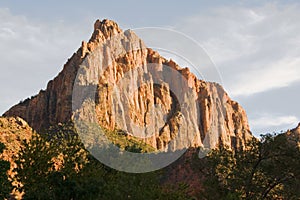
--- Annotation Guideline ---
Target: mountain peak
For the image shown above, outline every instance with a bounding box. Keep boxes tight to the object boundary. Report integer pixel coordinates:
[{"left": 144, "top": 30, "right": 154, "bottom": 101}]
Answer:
[
  {"left": 4, "top": 19, "right": 252, "bottom": 151},
  {"left": 80, "top": 19, "right": 123, "bottom": 58},
  {"left": 90, "top": 19, "right": 122, "bottom": 42}
]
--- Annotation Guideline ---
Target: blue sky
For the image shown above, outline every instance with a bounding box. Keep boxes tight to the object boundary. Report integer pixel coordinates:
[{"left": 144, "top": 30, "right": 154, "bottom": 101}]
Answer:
[{"left": 1, "top": 0, "right": 300, "bottom": 136}]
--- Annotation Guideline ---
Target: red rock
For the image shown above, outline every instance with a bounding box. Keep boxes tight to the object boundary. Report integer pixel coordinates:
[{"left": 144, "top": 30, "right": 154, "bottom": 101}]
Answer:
[{"left": 4, "top": 19, "right": 252, "bottom": 151}]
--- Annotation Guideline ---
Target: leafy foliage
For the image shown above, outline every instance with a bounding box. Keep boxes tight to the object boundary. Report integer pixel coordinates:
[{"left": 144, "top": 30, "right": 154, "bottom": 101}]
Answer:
[
  {"left": 0, "top": 142, "right": 12, "bottom": 199},
  {"left": 11, "top": 122, "right": 300, "bottom": 199},
  {"left": 194, "top": 134, "right": 300, "bottom": 200},
  {"left": 103, "top": 128, "right": 156, "bottom": 153},
  {"left": 14, "top": 123, "right": 191, "bottom": 199},
  {"left": 14, "top": 124, "right": 105, "bottom": 200}
]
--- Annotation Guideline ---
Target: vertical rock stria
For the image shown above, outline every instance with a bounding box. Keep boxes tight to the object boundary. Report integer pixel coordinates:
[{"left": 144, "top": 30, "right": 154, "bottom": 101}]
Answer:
[{"left": 4, "top": 19, "right": 252, "bottom": 150}]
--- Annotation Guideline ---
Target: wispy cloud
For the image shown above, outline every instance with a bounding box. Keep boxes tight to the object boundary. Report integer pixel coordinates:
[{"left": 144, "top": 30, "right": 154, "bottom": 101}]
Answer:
[
  {"left": 250, "top": 114, "right": 299, "bottom": 135},
  {"left": 230, "top": 57, "right": 300, "bottom": 96},
  {"left": 0, "top": 8, "right": 90, "bottom": 114},
  {"left": 175, "top": 3, "right": 300, "bottom": 97}
]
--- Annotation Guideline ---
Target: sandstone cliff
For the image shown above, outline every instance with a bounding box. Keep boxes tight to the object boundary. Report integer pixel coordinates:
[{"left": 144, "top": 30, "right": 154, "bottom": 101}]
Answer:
[
  {"left": 286, "top": 123, "right": 300, "bottom": 147},
  {"left": 4, "top": 19, "right": 252, "bottom": 151}
]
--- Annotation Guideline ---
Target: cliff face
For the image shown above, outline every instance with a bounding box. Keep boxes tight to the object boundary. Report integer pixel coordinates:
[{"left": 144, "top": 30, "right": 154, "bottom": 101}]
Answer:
[
  {"left": 286, "top": 123, "right": 300, "bottom": 147},
  {"left": 4, "top": 19, "right": 252, "bottom": 150}
]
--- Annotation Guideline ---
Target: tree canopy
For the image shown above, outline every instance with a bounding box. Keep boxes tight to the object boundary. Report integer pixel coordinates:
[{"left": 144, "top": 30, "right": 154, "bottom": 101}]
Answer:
[
  {"left": 0, "top": 142, "right": 12, "bottom": 199},
  {"left": 194, "top": 134, "right": 300, "bottom": 200}
]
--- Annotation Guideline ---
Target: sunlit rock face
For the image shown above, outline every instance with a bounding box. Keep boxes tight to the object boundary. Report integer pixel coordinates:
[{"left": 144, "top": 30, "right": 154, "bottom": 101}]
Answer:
[{"left": 4, "top": 19, "right": 252, "bottom": 151}]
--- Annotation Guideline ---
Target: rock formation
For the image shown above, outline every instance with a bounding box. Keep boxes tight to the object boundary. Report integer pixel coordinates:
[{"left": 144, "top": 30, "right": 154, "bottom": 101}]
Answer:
[
  {"left": 286, "top": 123, "right": 300, "bottom": 147},
  {"left": 4, "top": 19, "right": 252, "bottom": 151}
]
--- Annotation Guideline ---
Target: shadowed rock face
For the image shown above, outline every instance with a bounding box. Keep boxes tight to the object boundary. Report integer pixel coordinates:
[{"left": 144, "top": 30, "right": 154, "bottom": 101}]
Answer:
[
  {"left": 4, "top": 19, "right": 252, "bottom": 150},
  {"left": 286, "top": 123, "right": 300, "bottom": 147}
]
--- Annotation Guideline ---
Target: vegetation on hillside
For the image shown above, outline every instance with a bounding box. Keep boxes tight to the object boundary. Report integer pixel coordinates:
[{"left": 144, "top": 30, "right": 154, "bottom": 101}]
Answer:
[
  {"left": 1, "top": 119, "right": 299, "bottom": 199},
  {"left": 13, "top": 123, "right": 191, "bottom": 200},
  {"left": 193, "top": 134, "right": 300, "bottom": 199},
  {"left": 101, "top": 128, "right": 156, "bottom": 153},
  {"left": 0, "top": 142, "right": 12, "bottom": 199}
]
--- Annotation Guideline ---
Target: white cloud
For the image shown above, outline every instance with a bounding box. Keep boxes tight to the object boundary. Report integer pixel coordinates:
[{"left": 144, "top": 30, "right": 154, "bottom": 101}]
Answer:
[
  {"left": 251, "top": 115, "right": 298, "bottom": 128},
  {"left": 0, "top": 27, "right": 16, "bottom": 38},
  {"left": 230, "top": 57, "right": 300, "bottom": 96},
  {"left": 174, "top": 3, "right": 300, "bottom": 97},
  {"left": 0, "top": 8, "right": 91, "bottom": 114},
  {"left": 250, "top": 114, "right": 299, "bottom": 135}
]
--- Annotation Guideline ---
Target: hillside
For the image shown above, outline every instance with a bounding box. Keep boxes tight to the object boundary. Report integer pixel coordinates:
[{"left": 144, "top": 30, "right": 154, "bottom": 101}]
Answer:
[{"left": 0, "top": 117, "right": 33, "bottom": 199}]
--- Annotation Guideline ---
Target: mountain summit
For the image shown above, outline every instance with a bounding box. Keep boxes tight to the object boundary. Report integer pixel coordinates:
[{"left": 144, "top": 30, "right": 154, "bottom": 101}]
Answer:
[{"left": 4, "top": 19, "right": 252, "bottom": 151}]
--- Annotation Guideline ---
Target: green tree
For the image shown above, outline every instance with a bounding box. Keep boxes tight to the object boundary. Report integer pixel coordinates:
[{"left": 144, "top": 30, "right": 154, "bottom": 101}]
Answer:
[
  {"left": 99, "top": 169, "right": 192, "bottom": 200},
  {"left": 14, "top": 124, "right": 107, "bottom": 200},
  {"left": 195, "top": 134, "right": 300, "bottom": 200},
  {"left": 14, "top": 123, "right": 192, "bottom": 199},
  {"left": 0, "top": 142, "right": 12, "bottom": 199}
]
